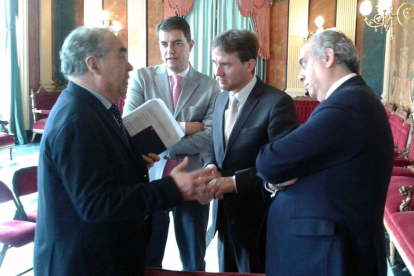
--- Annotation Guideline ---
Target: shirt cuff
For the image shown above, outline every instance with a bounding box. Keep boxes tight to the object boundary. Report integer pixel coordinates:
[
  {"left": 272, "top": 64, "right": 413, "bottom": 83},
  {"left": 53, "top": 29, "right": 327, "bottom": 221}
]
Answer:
[
  {"left": 179, "top": 122, "right": 186, "bottom": 133},
  {"left": 264, "top": 182, "right": 274, "bottom": 194},
  {"left": 233, "top": 175, "right": 237, "bottom": 193}
]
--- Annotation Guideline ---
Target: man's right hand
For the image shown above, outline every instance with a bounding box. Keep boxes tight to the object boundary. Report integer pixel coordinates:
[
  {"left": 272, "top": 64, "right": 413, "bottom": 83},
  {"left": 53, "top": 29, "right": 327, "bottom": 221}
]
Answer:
[
  {"left": 170, "top": 157, "right": 215, "bottom": 201},
  {"left": 185, "top": 122, "right": 205, "bottom": 135}
]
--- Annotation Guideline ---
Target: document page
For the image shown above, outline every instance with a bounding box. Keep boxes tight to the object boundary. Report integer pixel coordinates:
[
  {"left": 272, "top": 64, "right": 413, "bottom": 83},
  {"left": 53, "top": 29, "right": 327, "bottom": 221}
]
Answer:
[{"left": 123, "top": 99, "right": 184, "bottom": 148}]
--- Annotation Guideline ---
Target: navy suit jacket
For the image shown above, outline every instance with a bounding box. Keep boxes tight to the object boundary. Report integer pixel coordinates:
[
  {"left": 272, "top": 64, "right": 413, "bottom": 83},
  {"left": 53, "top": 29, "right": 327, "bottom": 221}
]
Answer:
[
  {"left": 204, "top": 77, "right": 298, "bottom": 250},
  {"left": 34, "top": 82, "right": 182, "bottom": 276},
  {"left": 257, "top": 75, "right": 394, "bottom": 276}
]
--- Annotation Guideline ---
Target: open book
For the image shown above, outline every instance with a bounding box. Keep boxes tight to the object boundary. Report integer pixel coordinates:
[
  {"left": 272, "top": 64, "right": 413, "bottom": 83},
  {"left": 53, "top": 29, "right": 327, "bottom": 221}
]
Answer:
[{"left": 122, "top": 99, "right": 185, "bottom": 155}]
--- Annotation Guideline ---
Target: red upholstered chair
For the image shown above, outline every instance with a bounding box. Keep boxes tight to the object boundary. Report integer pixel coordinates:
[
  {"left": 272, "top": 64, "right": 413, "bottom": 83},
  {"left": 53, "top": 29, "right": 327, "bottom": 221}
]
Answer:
[
  {"left": 293, "top": 97, "right": 319, "bottom": 125},
  {"left": 12, "top": 166, "right": 38, "bottom": 222},
  {"left": 388, "top": 109, "right": 411, "bottom": 155},
  {"left": 0, "top": 120, "right": 15, "bottom": 160},
  {"left": 145, "top": 268, "right": 265, "bottom": 276},
  {"left": 384, "top": 177, "right": 414, "bottom": 273},
  {"left": 30, "top": 88, "right": 62, "bottom": 142},
  {"left": 384, "top": 102, "right": 395, "bottom": 118},
  {"left": 0, "top": 180, "right": 36, "bottom": 270},
  {"left": 392, "top": 114, "right": 414, "bottom": 177}
]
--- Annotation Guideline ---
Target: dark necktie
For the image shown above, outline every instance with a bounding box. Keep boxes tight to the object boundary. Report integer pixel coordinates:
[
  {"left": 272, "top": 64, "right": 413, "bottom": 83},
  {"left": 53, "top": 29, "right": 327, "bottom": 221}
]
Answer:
[{"left": 109, "top": 104, "right": 128, "bottom": 142}]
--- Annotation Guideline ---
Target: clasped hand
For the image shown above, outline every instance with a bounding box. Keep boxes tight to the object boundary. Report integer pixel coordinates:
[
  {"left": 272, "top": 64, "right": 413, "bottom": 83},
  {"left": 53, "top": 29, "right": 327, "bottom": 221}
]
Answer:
[
  {"left": 170, "top": 157, "right": 217, "bottom": 202},
  {"left": 197, "top": 164, "right": 236, "bottom": 205}
]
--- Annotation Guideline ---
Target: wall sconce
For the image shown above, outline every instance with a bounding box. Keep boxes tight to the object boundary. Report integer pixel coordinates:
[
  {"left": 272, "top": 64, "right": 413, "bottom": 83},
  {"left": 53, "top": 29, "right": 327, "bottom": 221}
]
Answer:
[
  {"left": 315, "top": 16, "right": 325, "bottom": 33},
  {"left": 101, "top": 10, "right": 122, "bottom": 33},
  {"left": 359, "top": 0, "right": 414, "bottom": 33}
]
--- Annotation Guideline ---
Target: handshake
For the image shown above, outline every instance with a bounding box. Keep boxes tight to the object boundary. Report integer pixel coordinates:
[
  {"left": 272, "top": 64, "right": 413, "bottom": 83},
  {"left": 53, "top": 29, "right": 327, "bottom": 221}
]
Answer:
[{"left": 169, "top": 158, "right": 233, "bottom": 204}]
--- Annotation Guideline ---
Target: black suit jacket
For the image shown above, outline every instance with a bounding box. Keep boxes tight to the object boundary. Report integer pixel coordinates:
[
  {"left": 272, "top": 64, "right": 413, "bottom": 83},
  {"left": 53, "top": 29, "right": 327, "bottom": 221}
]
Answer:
[
  {"left": 204, "top": 77, "right": 298, "bottom": 250},
  {"left": 257, "top": 75, "right": 394, "bottom": 276},
  {"left": 34, "top": 82, "right": 182, "bottom": 276}
]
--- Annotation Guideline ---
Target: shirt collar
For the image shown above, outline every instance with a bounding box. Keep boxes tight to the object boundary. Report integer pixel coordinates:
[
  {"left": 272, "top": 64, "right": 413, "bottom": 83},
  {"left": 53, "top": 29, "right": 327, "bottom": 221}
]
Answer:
[
  {"left": 166, "top": 64, "right": 190, "bottom": 79},
  {"left": 230, "top": 75, "right": 257, "bottom": 108},
  {"left": 77, "top": 83, "right": 112, "bottom": 109},
  {"left": 325, "top": 73, "right": 357, "bottom": 100}
]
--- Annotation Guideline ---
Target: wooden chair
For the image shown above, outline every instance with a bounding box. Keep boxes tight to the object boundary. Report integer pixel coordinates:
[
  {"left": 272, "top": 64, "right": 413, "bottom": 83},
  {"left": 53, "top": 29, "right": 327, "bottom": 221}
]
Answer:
[
  {"left": 0, "top": 120, "right": 15, "bottom": 160},
  {"left": 30, "top": 87, "right": 62, "bottom": 142}
]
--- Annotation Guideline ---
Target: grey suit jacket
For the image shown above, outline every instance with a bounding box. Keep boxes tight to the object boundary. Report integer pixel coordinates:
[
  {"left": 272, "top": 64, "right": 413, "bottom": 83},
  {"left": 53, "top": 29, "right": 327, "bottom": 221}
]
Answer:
[{"left": 125, "top": 65, "right": 221, "bottom": 180}]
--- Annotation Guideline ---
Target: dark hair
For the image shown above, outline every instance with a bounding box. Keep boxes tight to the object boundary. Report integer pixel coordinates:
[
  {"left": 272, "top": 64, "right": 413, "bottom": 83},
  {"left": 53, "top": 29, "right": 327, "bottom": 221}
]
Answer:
[
  {"left": 211, "top": 29, "right": 259, "bottom": 63},
  {"left": 60, "top": 26, "right": 115, "bottom": 78},
  {"left": 307, "top": 30, "right": 360, "bottom": 74},
  {"left": 156, "top": 16, "right": 192, "bottom": 42}
]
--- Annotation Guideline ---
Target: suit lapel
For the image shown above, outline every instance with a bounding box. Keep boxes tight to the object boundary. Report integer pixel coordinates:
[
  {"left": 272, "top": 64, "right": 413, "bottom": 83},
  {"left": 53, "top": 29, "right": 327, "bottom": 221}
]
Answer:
[
  {"left": 67, "top": 82, "right": 148, "bottom": 172},
  {"left": 154, "top": 65, "right": 174, "bottom": 114},
  {"left": 217, "top": 92, "right": 229, "bottom": 158},
  {"left": 174, "top": 66, "right": 199, "bottom": 117},
  {"left": 225, "top": 79, "right": 263, "bottom": 154}
]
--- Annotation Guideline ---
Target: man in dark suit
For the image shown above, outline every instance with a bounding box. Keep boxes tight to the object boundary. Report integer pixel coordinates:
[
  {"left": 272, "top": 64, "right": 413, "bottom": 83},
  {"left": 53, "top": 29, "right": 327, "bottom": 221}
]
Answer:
[
  {"left": 203, "top": 29, "right": 299, "bottom": 273},
  {"left": 33, "top": 26, "right": 214, "bottom": 276},
  {"left": 256, "top": 30, "right": 394, "bottom": 276},
  {"left": 125, "top": 16, "right": 220, "bottom": 271}
]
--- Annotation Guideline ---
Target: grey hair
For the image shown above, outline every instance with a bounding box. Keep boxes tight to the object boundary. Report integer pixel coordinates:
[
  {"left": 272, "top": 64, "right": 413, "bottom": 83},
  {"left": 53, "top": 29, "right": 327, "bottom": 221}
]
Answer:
[
  {"left": 307, "top": 30, "right": 360, "bottom": 74},
  {"left": 60, "top": 26, "right": 115, "bottom": 78}
]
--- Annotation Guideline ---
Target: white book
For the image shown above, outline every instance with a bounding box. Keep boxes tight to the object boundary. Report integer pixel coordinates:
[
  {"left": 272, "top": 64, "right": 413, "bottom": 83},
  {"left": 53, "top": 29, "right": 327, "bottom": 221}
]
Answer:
[{"left": 122, "top": 99, "right": 184, "bottom": 155}]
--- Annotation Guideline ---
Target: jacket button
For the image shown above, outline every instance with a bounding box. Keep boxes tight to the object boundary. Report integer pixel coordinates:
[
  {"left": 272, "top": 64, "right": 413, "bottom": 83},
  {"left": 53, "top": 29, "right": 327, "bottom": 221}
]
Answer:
[{"left": 164, "top": 156, "right": 168, "bottom": 160}]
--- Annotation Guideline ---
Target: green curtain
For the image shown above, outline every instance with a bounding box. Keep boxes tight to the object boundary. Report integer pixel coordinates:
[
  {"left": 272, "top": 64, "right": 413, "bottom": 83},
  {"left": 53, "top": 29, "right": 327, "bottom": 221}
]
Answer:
[
  {"left": 186, "top": 0, "right": 266, "bottom": 81},
  {"left": 0, "top": 0, "right": 11, "bottom": 122},
  {"left": 185, "top": 0, "right": 217, "bottom": 77},
  {"left": 5, "top": 0, "right": 27, "bottom": 144}
]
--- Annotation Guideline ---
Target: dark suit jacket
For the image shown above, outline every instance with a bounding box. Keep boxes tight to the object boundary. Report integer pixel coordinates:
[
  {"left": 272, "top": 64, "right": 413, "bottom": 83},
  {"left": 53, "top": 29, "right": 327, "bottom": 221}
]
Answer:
[
  {"left": 204, "top": 77, "right": 298, "bottom": 250},
  {"left": 34, "top": 82, "right": 182, "bottom": 276},
  {"left": 256, "top": 75, "right": 394, "bottom": 276}
]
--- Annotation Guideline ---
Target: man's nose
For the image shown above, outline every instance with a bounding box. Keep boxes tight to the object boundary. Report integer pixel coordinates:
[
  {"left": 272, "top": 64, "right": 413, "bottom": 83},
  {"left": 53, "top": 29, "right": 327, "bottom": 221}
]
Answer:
[
  {"left": 215, "top": 65, "right": 223, "bottom": 76},
  {"left": 126, "top": 61, "right": 133, "bottom": 72},
  {"left": 167, "top": 43, "right": 174, "bottom": 53},
  {"left": 298, "top": 74, "right": 305, "bottom": 82}
]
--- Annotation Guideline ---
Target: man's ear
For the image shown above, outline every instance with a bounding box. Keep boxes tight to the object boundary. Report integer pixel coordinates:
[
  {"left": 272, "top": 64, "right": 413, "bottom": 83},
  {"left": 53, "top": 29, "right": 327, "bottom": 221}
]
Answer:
[
  {"left": 188, "top": 40, "right": 195, "bottom": 53},
  {"left": 324, "top": 48, "right": 335, "bottom": 68},
  {"left": 246, "top": 59, "right": 257, "bottom": 74},
  {"left": 85, "top": 56, "right": 101, "bottom": 75}
]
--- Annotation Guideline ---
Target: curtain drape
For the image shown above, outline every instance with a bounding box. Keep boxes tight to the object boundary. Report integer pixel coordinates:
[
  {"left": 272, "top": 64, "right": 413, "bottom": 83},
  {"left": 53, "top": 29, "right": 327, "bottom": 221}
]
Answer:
[
  {"left": 5, "top": 0, "right": 27, "bottom": 144},
  {"left": 186, "top": 0, "right": 217, "bottom": 78},
  {"left": 186, "top": 0, "right": 266, "bottom": 81},
  {"left": 0, "top": 0, "right": 11, "bottom": 122}
]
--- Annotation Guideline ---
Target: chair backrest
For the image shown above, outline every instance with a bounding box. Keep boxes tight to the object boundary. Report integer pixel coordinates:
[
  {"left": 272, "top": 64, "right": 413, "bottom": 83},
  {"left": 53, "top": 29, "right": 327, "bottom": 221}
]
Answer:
[
  {"left": 0, "top": 181, "right": 15, "bottom": 204},
  {"left": 12, "top": 166, "right": 38, "bottom": 220},
  {"left": 293, "top": 98, "right": 320, "bottom": 125},
  {"left": 389, "top": 109, "right": 410, "bottom": 151},
  {"left": 12, "top": 166, "right": 38, "bottom": 198},
  {"left": 31, "top": 88, "right": 62, "bottom": 122}
]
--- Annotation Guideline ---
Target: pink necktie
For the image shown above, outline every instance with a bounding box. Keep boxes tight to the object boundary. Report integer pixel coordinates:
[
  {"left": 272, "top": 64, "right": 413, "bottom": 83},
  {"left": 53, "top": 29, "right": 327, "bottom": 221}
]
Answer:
[
  {"left": 172, "top": 75, "right": 182, "bottom": 110},
  {"left": 163, "top": 75, "right": 182, "bottom": 177}
]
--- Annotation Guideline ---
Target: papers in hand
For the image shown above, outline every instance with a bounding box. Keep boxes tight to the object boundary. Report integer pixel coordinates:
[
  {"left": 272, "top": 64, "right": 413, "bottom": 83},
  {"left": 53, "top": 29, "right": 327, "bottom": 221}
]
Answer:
[{"left": 122, "top": 99, "right": 185, "bottom": 155}]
